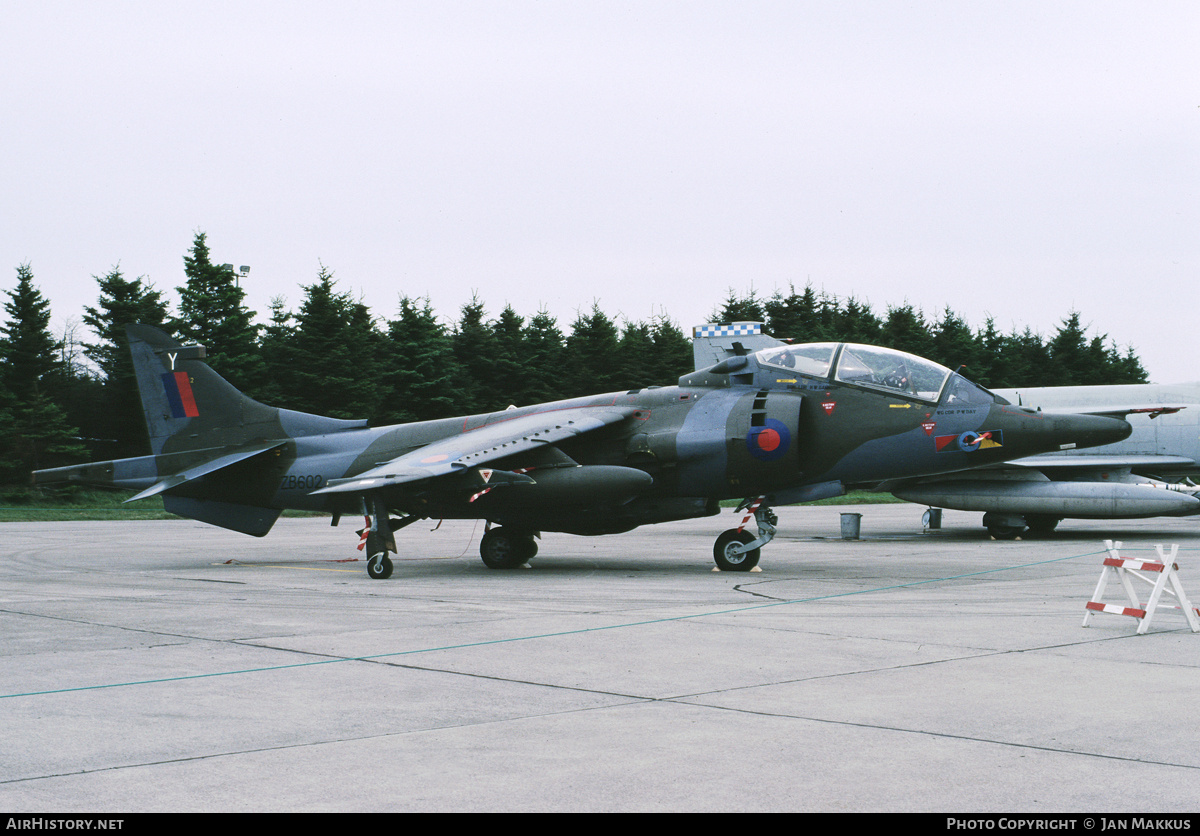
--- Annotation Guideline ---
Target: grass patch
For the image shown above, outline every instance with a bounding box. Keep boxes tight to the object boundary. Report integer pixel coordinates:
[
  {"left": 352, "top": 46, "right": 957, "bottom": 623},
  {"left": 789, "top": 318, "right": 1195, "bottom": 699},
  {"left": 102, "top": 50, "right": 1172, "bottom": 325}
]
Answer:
[
  {"left": 801, "top": 490, "right": 902, "bottom": 506},
  {"left": 716, "top": 490, "right": 901, "bottom": 508},
  {"left": 0, "top": 488, "right": 172, "bottom": 522},
  {"left": 0, "top": 487, "right": 326, "bottom": 523}
]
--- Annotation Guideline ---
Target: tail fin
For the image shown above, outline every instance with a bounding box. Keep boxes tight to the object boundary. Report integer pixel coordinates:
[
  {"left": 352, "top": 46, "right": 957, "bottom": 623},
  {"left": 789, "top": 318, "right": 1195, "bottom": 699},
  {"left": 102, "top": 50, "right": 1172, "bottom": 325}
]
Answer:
[
  {"left": 127, "top": 324, "right": 366, "bottom": 456},
  {"left": 35, "top": 326, "right": 367, "bottom": 538}
]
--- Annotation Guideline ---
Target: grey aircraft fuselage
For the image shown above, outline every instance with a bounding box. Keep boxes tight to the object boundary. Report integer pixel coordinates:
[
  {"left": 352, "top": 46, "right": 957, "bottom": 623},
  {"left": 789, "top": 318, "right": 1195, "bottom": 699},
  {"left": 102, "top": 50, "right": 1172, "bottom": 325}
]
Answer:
[
  {"left": 35, "top": 326, "right": 1131, "bottom": 574},
  {"left": 261, "top": 375, "right": 1121, "bottom": 534}
]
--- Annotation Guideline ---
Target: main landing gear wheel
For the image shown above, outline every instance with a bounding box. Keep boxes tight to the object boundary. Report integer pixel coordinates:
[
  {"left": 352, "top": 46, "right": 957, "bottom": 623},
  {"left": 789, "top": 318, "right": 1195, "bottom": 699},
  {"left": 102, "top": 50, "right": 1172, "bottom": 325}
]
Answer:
[
  {"left": 714, "top": 529, "right": 760, "bottom": 572},
  {"left": 1024, "top": 514, "right": 1062, "bottom": 536},
  {"left": 983, "top": 512, "right": 1025, "bottom": 541},
  {"left": 480, "top": 527, "right": 536, "bottom": 570},
  {"left": 987, "top": 524, "right": 1023, "bottom": 540}
]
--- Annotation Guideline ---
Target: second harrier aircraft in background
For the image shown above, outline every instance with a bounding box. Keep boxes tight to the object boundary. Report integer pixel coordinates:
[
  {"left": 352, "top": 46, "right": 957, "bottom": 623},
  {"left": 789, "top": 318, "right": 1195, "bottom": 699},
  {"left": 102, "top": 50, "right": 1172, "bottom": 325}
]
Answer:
[{"left": 892, "top": 381, "right": 1200, "bottom": 538}]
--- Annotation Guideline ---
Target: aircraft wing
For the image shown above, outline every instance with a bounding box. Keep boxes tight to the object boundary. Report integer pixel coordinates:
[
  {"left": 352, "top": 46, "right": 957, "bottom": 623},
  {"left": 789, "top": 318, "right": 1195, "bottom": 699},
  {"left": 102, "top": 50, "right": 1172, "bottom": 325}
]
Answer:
[
  {"left": 312, "top": 406, "right": 638, "bottom": 495},
  {"left": 1033, "top": 404, "right": 1188, "bottom": 420}
]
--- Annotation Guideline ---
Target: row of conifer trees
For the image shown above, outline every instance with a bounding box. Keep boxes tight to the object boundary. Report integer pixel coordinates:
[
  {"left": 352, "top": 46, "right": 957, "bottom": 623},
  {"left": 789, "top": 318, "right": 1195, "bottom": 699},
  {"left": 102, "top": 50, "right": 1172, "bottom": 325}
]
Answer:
[{"left": 0, "top": 232, "right": 1147, "bottom": 485}]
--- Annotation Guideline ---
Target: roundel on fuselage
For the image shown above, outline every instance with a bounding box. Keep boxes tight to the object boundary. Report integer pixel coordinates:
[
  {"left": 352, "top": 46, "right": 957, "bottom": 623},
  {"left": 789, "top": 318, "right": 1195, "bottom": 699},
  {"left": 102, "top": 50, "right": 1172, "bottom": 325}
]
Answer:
[
  {"left": 957, "top": 431, "right": 983, "bottom": 453},
  {"left": 746, "top": 418, "right": 791, "bottom": 462}
]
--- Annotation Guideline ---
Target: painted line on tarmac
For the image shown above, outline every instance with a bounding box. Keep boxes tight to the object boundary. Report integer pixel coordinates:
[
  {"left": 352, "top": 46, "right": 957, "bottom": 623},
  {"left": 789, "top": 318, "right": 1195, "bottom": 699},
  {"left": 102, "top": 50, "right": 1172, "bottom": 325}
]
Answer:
[{"left": 0, "top": 545, "right": 1144, "bottom": 701}]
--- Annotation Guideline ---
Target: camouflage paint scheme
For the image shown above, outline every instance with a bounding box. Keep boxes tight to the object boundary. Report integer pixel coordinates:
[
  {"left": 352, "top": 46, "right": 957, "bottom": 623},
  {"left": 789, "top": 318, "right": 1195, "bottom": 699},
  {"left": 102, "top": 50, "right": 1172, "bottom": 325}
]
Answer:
[{"left": 35, "top": 323, "right": 1131, "bottom": 575}]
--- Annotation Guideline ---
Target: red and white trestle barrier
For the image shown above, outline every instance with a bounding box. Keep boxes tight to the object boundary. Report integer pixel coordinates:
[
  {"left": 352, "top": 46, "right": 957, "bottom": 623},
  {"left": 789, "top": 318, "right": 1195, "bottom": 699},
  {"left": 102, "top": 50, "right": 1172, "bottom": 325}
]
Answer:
[{"left": 1083, "top": 540, "right": 1200, "bottom": 634}]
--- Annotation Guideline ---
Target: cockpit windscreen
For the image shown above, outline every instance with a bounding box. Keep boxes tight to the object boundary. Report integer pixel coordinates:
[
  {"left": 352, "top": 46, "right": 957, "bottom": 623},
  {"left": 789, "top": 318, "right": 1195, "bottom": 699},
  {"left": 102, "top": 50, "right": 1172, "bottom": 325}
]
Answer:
[
  {"left": 756, "top": 343, "right": 837, "bottom": 377},
  {"left": 756, "top": 342, "right": 968, "bottom": 403},
  {"left": 834, "top": 344, "right": 950, "bottom": 401}
]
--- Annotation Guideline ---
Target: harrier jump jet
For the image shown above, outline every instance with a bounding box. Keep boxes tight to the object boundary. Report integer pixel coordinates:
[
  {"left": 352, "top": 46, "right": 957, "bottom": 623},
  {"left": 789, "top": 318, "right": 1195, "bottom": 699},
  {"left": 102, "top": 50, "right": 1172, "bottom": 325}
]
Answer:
[
  {"left": 892, "top": 381, "right": 1200, "bottom": 538},
  {"left": 34, "top": 323, "right": 1130, "bottom": 577}
]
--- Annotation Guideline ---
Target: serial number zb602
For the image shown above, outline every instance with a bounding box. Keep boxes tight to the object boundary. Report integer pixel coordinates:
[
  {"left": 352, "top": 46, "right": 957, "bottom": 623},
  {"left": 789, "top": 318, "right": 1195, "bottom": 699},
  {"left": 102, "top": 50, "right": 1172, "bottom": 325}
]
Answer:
[{"left": 280, "top": 474, "right": 325, "bottom": 491}]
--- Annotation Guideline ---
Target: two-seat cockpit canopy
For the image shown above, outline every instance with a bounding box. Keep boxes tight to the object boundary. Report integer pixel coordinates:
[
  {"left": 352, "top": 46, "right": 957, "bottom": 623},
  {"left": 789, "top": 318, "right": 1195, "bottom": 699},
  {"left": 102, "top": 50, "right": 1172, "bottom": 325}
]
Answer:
[{"left": 756, "top": 342, "right": 1002, "bottom": 406}]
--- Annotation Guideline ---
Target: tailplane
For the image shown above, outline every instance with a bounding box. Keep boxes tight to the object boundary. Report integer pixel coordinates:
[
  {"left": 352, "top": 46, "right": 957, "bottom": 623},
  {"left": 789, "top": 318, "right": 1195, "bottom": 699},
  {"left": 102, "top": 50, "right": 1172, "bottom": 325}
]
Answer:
[{"left": 35, "top": 325, "right": 368, "bottom": 537}]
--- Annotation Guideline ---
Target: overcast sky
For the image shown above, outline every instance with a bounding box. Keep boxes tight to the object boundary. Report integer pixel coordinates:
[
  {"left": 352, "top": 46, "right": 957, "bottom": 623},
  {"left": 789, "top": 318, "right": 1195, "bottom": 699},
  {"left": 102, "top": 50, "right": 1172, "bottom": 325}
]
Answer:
[{"left": 3, "top": 1, "right": 1196, "bottom": 383}]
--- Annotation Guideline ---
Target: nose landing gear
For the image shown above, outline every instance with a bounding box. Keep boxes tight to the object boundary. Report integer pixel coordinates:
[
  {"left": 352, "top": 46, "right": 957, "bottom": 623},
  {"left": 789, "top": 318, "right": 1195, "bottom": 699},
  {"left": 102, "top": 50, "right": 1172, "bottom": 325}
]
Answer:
[{"left": 714, "top": 498, "right": 777, "bottom": 572}]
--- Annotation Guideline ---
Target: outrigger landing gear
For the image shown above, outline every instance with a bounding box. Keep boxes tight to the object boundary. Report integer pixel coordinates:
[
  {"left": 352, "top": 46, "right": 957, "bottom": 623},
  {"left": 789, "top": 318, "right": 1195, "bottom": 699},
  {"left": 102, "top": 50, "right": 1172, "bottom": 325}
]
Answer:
[
  {"left": 713, "top": 497, "right": 778, "bottom": 572},
  {"left": 360, "top": 495, "right": 399, "bottom": 579},
  {"left": 366, "top": 545, "right": 393, "bottom": 580}
]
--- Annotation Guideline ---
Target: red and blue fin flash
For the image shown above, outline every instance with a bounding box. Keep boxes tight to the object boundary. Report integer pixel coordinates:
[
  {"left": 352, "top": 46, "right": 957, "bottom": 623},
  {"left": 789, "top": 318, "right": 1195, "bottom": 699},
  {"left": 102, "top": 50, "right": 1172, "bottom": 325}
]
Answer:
[{"left": 162, "top": 371, "right": 200, "bottom": 418}]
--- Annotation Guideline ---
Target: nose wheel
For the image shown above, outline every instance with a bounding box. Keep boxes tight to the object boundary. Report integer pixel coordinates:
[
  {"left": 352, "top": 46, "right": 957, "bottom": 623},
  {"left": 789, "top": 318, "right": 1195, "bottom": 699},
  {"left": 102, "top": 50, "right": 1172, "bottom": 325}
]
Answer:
[
  {"left": 714, "top": 529, "right": 760, "bottom": 571},
  {"left": 713, "top": 498, "right": 777, "bottom": 571}
]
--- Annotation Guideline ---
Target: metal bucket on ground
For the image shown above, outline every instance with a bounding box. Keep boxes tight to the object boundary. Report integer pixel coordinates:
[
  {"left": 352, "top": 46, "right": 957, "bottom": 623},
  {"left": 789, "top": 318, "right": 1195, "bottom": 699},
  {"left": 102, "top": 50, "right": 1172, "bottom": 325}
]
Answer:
[{"left": 840, "top": 512, "right": 862, "bottom": 540}]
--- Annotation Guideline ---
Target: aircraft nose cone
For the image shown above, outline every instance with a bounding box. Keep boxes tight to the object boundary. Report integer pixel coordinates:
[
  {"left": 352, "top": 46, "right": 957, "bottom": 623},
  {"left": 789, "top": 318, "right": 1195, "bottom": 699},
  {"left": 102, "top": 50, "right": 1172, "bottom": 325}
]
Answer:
[{"left": 1048, "top": 412, "right": 1132, "bottom": 450}]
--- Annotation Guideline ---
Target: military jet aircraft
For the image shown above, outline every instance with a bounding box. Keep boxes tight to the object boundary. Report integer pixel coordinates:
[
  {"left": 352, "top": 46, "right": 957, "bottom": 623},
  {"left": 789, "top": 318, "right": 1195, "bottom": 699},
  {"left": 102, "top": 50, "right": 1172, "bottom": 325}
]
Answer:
[
  {"left": 891, "top": 381, "right": 1200, "bottom": 538},
  {"left": 34, "top": 323, "right": 1131, "bottom": 577}
]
